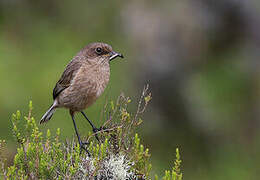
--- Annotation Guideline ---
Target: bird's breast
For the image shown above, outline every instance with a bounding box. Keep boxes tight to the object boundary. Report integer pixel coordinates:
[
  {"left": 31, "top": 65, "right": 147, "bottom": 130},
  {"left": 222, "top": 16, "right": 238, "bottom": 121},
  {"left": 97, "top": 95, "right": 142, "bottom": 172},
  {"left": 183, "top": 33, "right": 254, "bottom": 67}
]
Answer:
[
  {"left": 74, "top": 63, "right": 110, "bottom": 104},
  {"left": 57, "top": 61, "right": 111, "bottom": 111}
]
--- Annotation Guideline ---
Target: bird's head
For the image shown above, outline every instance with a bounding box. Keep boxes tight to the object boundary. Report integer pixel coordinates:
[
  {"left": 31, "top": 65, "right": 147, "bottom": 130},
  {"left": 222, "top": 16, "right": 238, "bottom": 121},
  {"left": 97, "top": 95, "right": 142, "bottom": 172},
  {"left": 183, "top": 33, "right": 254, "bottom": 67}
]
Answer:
[{"left": 82, "top": 42, "right": 124, "bottom": 64}]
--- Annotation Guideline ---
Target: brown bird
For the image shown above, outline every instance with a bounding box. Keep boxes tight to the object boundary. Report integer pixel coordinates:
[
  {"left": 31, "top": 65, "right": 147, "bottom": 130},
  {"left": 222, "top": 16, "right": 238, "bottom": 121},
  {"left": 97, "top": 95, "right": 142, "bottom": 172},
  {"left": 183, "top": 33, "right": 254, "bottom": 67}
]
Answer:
[{"left": 40, "top": 42, "right": 123, "bottom": 152}]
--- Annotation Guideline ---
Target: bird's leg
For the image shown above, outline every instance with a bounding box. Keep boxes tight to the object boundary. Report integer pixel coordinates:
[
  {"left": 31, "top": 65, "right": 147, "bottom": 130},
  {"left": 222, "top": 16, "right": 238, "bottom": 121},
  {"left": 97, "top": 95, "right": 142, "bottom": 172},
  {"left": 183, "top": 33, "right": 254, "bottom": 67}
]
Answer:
[
  {"left": 81, "top": 111, "right": 104, "bottom": 141},
  {"left": 70, "top": 111, "right": 90, "bottom": 156}
]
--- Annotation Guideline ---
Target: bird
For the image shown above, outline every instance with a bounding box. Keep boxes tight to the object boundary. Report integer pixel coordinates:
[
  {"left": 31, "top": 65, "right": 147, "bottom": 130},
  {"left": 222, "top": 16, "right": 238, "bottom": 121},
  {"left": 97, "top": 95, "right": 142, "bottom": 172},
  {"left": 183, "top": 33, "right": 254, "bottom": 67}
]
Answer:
[{"left": 40, "top": 42, "right": 124, "bottom": 152}]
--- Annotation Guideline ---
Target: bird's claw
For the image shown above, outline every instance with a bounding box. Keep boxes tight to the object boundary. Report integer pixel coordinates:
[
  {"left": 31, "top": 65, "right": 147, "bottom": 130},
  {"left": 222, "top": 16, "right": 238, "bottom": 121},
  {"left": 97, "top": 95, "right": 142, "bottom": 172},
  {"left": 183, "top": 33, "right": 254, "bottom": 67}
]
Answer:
[
  {"left": 80, "top": 141, "right": 90, "bottom": 146},
  {"left": 79, "top": 141, "right": 90, "bottom": 156},
  {"left": 92, "top": 126, "right": 106, "bottom": 142},
  {"left": 93, "top": 127, "right": 101, "bottom": 133}
]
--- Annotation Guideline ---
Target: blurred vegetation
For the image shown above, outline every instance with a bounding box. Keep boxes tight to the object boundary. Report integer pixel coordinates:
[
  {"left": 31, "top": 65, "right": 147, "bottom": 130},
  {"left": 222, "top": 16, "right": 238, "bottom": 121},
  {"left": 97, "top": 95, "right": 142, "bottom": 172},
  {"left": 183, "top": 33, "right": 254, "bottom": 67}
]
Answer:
[{"left": 0, "top": 0, "right": 260, "bottom": 179}]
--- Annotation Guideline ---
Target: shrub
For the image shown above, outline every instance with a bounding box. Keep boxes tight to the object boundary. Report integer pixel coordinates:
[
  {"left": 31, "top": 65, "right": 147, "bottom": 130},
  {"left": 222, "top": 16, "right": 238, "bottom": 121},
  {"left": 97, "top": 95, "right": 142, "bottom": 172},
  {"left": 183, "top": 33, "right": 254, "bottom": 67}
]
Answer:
[{"left": 0, "top": 86, "right": 182, "bottom": 179}]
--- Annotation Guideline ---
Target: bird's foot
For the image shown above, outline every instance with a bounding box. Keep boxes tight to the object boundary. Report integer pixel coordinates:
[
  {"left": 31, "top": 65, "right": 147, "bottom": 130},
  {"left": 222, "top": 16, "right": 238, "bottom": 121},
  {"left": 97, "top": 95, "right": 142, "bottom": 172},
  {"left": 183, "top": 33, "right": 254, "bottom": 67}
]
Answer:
[
  {"left": 93, "top": 126, "right": 106, "bottom": 133},
  {"left": 92, "top": 126, "right": 107, "bottom": 142},
  {"left": 79, "top": 141, "right": 90, "bottom": 156}
]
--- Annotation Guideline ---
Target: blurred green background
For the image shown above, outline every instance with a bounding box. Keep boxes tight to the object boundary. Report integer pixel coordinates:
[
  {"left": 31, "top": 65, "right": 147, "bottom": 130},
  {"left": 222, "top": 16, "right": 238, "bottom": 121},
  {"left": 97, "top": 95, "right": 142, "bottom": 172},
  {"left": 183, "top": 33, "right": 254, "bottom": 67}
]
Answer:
[{"left": 1, "top": 0, "right": 260, "bottom": 179}]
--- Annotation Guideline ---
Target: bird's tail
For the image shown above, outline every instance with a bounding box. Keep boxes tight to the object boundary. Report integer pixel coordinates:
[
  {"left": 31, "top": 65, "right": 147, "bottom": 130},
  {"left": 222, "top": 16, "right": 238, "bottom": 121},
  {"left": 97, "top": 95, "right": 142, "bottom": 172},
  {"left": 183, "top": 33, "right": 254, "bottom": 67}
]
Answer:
[{"left": 40, "top": 101, "right": 57, "bottom": 124}]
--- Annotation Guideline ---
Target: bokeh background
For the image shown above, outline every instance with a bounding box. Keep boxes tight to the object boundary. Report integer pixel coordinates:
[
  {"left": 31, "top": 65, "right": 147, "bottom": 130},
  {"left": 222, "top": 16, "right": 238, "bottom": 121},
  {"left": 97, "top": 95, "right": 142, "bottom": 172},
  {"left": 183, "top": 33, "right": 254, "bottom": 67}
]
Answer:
[{"left": 1, "top": 0, "right": 260, "bottom": 179}]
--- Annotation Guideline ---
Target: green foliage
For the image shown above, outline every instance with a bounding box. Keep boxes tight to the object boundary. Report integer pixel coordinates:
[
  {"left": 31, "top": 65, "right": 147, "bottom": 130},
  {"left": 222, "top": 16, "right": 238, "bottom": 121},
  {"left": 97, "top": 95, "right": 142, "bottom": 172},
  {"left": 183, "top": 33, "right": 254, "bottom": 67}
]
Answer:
[
  {"left": 132, "top": 133, "right": 152, "bottom": 178},
  {"left": 160, "top": 148, "right": 182, "bottom": 180},
  {"left": 0, "top": 87, "right": 182, "bottom": 179}
]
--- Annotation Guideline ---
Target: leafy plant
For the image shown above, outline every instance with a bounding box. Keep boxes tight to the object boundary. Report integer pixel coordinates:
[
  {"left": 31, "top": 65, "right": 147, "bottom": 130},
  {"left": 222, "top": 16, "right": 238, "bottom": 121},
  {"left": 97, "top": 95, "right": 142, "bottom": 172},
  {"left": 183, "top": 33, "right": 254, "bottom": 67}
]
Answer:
[{"left": 0, "top": 86, "right": 182, "bottom": 180}]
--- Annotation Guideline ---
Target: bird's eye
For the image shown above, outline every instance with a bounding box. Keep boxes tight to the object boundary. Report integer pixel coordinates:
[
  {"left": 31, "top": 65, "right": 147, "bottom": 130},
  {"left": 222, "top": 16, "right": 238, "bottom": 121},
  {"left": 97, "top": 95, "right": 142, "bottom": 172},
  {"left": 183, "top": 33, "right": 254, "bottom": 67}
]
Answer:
[{"left": 95, "top": 47, "right": 102, "bottom": 54}]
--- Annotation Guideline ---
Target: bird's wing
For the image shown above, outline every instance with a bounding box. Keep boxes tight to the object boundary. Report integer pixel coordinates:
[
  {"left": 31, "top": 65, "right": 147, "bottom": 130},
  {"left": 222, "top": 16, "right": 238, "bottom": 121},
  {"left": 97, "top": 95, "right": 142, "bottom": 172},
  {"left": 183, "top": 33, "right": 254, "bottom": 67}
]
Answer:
[{"left": 53, "top": 58, "right": 82, "bottom": 99}]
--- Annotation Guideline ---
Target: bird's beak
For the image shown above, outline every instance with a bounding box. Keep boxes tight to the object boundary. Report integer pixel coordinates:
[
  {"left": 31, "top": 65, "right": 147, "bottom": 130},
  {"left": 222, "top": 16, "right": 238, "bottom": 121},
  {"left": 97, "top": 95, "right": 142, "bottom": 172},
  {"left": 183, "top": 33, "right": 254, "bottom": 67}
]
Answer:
[{"left": 109, "top": 51, "right": 124, "bottom": 61}]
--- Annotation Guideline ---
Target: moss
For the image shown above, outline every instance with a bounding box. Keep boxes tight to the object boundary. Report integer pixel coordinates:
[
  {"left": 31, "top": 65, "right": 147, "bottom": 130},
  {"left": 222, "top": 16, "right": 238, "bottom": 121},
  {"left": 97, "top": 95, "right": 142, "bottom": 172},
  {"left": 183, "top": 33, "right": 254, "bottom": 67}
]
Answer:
[{"left": 0, "top": 86, "right": 182, "bottom": 180}]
